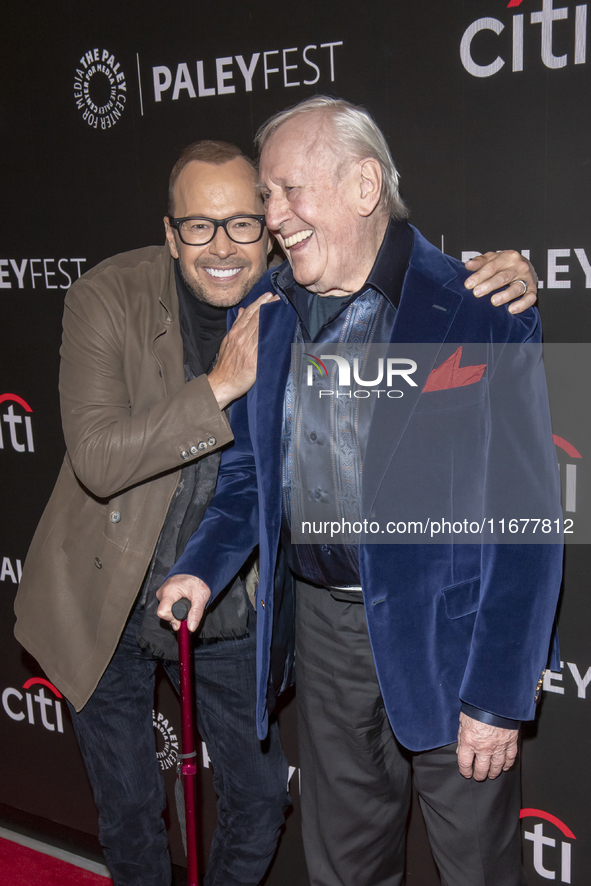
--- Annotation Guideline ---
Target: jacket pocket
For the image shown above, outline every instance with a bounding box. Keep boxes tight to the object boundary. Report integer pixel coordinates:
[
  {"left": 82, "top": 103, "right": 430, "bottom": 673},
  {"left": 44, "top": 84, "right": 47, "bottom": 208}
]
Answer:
[{"left": 442, "top": 578, "right": 481, "bottom": 619}]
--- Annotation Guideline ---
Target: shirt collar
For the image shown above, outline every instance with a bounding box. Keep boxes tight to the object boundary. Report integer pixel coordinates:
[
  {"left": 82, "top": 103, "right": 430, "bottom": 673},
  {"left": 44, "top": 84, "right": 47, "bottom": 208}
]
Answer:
[
  {"left": 272, "top": 218, "right": 414, "bottom": 311},
  {"left": 364, "top": 219, "right": 414, "bottom": 308}
]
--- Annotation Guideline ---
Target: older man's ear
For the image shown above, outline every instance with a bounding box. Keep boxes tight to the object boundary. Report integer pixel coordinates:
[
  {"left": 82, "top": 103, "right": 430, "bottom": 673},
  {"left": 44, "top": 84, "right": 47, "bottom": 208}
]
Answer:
[{"left": 357, "top": 158, "right": 383, "bottom": 217}]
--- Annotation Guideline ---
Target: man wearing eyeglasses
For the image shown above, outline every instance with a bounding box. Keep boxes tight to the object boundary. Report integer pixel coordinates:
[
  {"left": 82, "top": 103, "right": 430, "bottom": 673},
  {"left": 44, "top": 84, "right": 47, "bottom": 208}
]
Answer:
[
  {"left": 15, "top": 141, "right": 287, "bottom": 886},
  {"left": 15, "top": 136, "right": 537, "bottom": 886}
]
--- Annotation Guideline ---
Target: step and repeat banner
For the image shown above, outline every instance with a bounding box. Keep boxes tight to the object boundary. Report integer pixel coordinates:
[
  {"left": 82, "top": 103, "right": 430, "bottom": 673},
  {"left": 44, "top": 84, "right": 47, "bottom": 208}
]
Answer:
[{"left": 1, "top": 1, "right": 590, "bottom": 883}]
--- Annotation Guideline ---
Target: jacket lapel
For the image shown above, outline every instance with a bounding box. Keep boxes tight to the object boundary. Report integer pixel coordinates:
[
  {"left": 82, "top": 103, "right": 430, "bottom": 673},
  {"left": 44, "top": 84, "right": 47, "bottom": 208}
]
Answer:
[{"left": 362, "top": 236, "right": 463, "bottom": 517}]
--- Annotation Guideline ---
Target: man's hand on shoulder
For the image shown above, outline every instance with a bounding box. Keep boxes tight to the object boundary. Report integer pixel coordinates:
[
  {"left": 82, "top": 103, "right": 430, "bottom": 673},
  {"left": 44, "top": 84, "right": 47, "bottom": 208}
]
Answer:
[
  {"left": 208, "top": 292, "right": 279, "bottom": 409},
  {"left": 464, "top": 250, "right": 537, "bottom": 314},
  {"left": 456, "top": 712, "right": 519, "bottom": 781},
  {"left": 157, "top": 574, "right": 211, "bottom": 633}
]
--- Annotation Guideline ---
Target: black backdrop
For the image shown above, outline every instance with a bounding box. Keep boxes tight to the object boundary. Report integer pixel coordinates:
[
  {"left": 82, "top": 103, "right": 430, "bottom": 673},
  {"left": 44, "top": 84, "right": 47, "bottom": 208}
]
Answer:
[{"left": 1, "top": 2, "right": 590, "bottom": 883}]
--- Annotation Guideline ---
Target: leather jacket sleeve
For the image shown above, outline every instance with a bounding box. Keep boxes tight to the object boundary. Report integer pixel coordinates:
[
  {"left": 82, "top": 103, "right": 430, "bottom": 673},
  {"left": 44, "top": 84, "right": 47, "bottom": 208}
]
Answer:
[{"left": 59, "top": 271, "right": 233, "bottom": 499}]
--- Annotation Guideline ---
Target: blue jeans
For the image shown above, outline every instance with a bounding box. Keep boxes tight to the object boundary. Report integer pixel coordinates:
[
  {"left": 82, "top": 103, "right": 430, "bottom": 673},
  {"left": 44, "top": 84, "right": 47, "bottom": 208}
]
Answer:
[{"left": 68, "top": 606, "right": 289, "bottom": 886}]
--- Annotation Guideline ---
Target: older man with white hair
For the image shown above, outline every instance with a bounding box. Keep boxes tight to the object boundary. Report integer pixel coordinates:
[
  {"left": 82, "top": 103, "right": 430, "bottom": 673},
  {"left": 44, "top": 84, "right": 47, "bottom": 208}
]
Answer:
[{"left": 159, "top": 97, "right": 561, "bottom": 886}]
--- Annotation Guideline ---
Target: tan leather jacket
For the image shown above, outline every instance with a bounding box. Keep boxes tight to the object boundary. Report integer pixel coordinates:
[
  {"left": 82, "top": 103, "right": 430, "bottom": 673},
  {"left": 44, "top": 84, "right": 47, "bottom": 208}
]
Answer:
[{"left": 14, "top": 246, "right": 233, "bottom": 710}]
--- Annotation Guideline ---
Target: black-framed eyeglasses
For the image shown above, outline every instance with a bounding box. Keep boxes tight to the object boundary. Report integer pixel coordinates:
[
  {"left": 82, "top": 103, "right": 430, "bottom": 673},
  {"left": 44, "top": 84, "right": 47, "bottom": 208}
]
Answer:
[{"left": 167, "top": 214, "right": 266, "bottom": 246}]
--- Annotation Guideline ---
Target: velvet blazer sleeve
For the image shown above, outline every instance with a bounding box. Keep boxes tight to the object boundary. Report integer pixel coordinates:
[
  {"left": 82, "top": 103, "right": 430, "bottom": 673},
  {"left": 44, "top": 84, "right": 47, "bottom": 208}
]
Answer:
[
  {"left": 458, "top": 314, "right": 563, "bottom": 719},
  {"left": 359, "top": 244, "right": 563, "bottom": 747}
]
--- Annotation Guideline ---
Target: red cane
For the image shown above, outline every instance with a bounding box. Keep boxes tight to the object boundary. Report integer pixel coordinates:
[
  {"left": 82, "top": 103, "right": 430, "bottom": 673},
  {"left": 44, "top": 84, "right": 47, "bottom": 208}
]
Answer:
[{"left": 172, "top": 597, "right": 199, "bottom": 886}]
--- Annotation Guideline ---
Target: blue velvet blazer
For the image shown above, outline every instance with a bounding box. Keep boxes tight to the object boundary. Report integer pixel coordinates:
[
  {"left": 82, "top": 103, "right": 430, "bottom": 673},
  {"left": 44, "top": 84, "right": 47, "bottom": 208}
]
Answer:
[{"left": 170, "top": 229, "right": 563, "bottom": 750}]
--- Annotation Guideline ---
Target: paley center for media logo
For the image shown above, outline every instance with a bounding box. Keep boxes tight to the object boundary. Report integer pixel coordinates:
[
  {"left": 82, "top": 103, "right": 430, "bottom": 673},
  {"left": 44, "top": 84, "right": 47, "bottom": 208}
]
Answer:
[
  {"left": 521, "top": 809, "right": 576, "bottom": 883},
  {"left": 152, "top": 707, "right": 217, "bottom": 775},
  {"left": 72, "top": 39, "right": 343, "bottom": 122},
  {"left": 153, "top": 708, "right": 180, "bottom": 772},
  {"left": 0, "top": 394, "right": 35, "bottom": 453},
  {"left": 461, "top": 0, "right": 587, "bottom": 77},
  {"left": 74, "top": 48, "right": 127, "bottom": 129}
]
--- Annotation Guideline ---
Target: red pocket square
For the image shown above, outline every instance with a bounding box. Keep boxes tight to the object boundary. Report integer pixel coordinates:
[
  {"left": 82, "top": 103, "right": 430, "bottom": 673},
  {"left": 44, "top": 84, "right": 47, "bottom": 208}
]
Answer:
[{"left": 423, "top": 346, "right": 486, "bottom": 392}]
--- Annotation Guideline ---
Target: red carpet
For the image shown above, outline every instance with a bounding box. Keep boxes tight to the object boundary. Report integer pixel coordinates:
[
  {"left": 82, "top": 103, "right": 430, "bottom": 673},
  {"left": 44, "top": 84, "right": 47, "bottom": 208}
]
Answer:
[{"left": 0, "top": 836, "right": 110, "bottom": 885}]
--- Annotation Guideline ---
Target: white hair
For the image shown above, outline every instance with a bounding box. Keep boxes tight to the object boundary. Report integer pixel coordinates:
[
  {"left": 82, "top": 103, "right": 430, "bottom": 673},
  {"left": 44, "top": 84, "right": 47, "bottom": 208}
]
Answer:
[{"left": 255, "top": 96, "right": 408, "bottom": 220}]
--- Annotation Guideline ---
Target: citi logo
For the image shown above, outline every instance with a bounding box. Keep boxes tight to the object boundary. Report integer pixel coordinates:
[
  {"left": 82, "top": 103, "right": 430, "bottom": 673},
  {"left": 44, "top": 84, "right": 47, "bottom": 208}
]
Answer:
[
  {"left": 0, "top": 394, "right": 34, "bottom": 453},
  {"left": 461, "top": 0, "right": 587, "bottom": 77},
  {"left": 521, "top": 809, "right": 575, "bottom": 883},
  {"left": 2, "top": 678, "right": 64, "bottom": 733}
]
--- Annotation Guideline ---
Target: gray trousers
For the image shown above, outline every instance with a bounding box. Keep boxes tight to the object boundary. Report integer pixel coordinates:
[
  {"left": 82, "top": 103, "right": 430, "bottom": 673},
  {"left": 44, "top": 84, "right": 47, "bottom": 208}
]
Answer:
[{"left": 295, "top": 580, "right": 526, "bottom": 886}]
